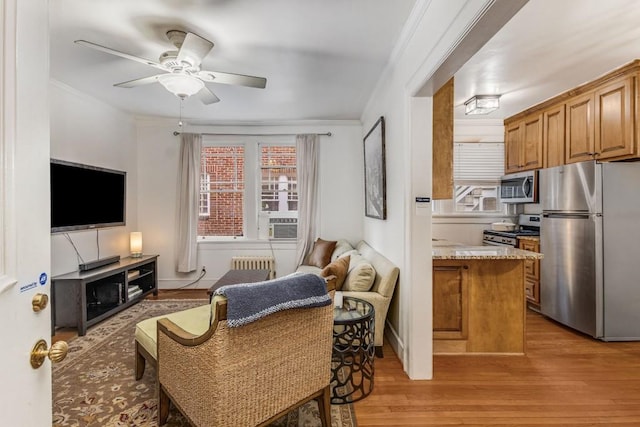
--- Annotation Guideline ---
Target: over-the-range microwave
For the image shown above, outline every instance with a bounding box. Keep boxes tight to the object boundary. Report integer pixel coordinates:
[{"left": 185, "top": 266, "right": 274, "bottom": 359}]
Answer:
[{"left": 500, "top": 170, "right": 537, "bottom": 204}]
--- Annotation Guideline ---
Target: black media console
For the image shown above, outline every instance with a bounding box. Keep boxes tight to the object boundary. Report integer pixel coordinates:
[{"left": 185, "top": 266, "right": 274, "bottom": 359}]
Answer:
[{"left": 52, "top": 255, "right": 158, "bottom": 336}]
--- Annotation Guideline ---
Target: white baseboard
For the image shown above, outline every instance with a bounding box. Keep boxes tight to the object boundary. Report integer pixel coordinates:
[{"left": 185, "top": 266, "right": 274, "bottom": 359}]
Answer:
[{"left": 384, "top": 319, "right": 405, "bottom": 364}]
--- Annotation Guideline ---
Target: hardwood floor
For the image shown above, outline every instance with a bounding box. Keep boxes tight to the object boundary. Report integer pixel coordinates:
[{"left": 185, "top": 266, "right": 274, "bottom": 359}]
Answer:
[
  {"left": 53, "top": 292, "right": 640, "bottom": 425},
  {"left": 355, "top": 311, "right": 640, "bottom": 426}
]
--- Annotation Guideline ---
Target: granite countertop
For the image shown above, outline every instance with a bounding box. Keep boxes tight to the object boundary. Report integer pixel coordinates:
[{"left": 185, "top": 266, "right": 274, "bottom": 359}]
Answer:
[{"left": 432, "top": 244, "right": 544, "bottom": 260}]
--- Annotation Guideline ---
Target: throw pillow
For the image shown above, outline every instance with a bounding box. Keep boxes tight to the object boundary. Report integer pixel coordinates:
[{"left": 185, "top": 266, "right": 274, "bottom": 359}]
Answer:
[
  {"left": 342, "top": 254, "right": 376, "bottom": 292},
  {"left": 305, "top": 238, "right": 337, "bottom": 268},
  {"left": 331, "top": 239, "right": 355, "bottom": 262},
  {"left": 321, "top": 255, "right": 351, "bottom": 290}
]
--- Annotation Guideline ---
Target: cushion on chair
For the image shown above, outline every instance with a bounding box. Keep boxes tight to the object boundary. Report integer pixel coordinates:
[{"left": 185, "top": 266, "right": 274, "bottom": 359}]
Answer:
[
  {"left": 135, "top": 299, "right": 222, "bottom": 360},
  {"left": 305, "top": 238, "right": 337, "bottom": 268},
  {"left": 342, "top": 254, "right": 376, "bottom": 292},
  {"left": 321, "top": 255, "right": 350, "bottom": 290}
]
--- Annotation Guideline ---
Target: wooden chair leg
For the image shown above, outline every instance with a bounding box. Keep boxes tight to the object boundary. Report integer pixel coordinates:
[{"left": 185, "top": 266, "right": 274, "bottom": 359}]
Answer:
[
  {"left": 158, "top": 385, "right": 171, "bottom": 426},
  {"left": 316, "top": 386, "right": 332, "bottom": 427},
  {"left": 135, "top": 341, "right": 146, "bottom": 380}
]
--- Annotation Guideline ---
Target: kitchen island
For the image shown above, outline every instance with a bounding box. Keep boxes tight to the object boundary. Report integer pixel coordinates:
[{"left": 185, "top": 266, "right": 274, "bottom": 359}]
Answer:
[{"left": 432, "top": 244, "right": 543, "bottom": 355}]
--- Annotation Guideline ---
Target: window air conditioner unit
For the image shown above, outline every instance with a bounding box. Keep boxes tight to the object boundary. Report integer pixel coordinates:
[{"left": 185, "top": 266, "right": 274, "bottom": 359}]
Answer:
[{"left": 269, "top": 217, "right": 298, "bottom": 239}]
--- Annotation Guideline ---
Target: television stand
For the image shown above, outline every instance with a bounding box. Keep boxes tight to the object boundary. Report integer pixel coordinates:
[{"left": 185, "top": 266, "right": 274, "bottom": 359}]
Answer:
[{"left": 52, "top": 255, "right": 158, "bottom": 336}]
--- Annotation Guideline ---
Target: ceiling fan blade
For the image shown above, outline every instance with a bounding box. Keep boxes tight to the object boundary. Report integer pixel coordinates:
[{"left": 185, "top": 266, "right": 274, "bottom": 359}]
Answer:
[
  {"left": 176, "top": 32, "right": 214, "bottom": 68},
  {"left": 197, "top": 70, "right": 267, "bottom": 89},
  {"left": 195, "top": 86, "right": 220, "bottom": 105},
  {"left": 113, "top": 74, "right": 164, "bottom": 88},
  {"left": 74, "top": 40, "right": 167, "bottom": 72}
]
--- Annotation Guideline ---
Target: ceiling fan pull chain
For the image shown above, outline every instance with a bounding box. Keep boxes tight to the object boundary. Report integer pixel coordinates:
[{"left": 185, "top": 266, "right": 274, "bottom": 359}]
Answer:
[{"left": 178, "top": 97, "right": 184, "bottom": 128}]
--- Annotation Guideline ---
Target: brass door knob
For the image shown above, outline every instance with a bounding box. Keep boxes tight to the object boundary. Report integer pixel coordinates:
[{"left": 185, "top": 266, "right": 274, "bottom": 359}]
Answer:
[
  {"left": 32, "top": 293, "right": 48, "bottom": 312},
  {"left": 30, "top": 339, "right": 68, "bottom": 369}
]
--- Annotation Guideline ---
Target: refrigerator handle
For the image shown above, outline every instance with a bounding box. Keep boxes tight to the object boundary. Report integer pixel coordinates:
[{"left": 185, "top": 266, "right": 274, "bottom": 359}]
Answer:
[{"left": 542, "top": 212, "right": 594, "bottom": 219}]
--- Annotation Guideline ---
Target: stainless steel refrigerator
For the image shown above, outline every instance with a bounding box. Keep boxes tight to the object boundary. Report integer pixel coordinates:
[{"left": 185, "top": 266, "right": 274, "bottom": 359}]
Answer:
[{"left": 539, "top": 160, "right": 640, "bottom": 340}]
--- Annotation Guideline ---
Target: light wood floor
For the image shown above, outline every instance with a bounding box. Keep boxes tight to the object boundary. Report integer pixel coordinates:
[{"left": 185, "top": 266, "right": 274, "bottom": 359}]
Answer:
[{"left": 53, "top": 290, "right": 640, "bottom": 426}]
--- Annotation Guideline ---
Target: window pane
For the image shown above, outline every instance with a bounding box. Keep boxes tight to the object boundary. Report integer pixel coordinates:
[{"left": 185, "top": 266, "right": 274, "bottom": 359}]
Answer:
[
  {"left": 199, "top": 146, "right": 244, "bottom": 237},
  {"left": 260, "top": 145, "right": 297, "bottom": 212},
  {"left": 454, "top": 184, "right": 500, "bottom": 212}
]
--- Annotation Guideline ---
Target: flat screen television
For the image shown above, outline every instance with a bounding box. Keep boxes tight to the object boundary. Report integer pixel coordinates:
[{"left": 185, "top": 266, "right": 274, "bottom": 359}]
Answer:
[{"left": 50, "top": 159, "right": 126, "bottom": 233}]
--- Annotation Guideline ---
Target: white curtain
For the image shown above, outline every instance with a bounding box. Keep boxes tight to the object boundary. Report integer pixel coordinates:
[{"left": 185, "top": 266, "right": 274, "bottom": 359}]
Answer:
[
  {"left": 295, "top": 134, "right": 319, "bottom": 266},
  {"left": 176, "top": 133, "right": 202, "bottom": 272}
]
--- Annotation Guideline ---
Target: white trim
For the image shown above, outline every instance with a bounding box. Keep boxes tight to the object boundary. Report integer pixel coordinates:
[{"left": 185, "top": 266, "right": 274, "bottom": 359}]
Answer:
[
  {"left": 384, "top": 320, "right": 404, "bottom": 362},
  {"left": 0, "top": 0, "right": 17, "bottom": 293}
]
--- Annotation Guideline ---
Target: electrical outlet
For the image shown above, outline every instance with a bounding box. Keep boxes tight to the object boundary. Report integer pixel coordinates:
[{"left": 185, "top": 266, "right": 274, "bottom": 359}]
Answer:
[{"left": 201, "top": 266, "right": 206, "bottom": 275}]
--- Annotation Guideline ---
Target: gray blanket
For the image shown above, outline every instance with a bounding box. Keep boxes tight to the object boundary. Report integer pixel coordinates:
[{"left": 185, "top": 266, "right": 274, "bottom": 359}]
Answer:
[{"left": 213, "top": 273, "right": 331, "bottom": 327}]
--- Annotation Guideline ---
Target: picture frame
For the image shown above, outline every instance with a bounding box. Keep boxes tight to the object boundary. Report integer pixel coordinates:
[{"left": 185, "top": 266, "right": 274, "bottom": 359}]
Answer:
[{"left": 363, "top": 116, "right": 386, "bottom": 220}]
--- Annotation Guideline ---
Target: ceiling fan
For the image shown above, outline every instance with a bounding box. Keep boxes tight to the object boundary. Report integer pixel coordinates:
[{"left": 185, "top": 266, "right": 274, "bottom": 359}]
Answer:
[{"left": 75, "top": 30, "right": 267, "bottom": 104}]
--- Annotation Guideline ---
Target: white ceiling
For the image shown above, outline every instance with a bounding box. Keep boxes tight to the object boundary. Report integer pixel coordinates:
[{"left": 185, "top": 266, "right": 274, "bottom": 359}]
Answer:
[
  {"left": 50, "top": 0, "right": 417, "bottom": 123},
  {"left": 453, "top": 0, "right": 640, "bottom": 120},
  {"left": 50, "top": 1, "right": 640, "bottom": 125}
]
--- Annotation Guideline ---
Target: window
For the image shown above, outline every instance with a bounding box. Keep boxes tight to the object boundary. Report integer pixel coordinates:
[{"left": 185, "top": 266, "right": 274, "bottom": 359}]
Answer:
[
  {"left": 199, "top": 145, "right": 245, "bottom": 237},
  {"left": 260, "top": 145, "right": 297, "bottom": 212},
  {"left": 198, "top": 140, "right": 297, "bottom": 239},
  {"left": 433, "top": 142, "right": 505, "bottom": 214}
]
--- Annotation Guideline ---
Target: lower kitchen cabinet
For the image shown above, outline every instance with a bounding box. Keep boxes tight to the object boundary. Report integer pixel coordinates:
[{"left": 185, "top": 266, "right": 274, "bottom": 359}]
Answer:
[{"left": 519, "top": 237, "right": 540, "bottom": 308}]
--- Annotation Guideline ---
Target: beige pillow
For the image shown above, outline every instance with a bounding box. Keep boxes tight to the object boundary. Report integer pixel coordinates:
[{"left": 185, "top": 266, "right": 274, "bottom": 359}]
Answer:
[
  {"left": 331, "top": 239, "right": 355, "bottom": 262},
  {"left": 321, "top": 255, "right": 350, "bottom": 290},
  {"left": 305, "top": 238, "right": 337, "bottom": 268},
  {"left": 342, "top": 254, "right": 376, "bottom": 292}
]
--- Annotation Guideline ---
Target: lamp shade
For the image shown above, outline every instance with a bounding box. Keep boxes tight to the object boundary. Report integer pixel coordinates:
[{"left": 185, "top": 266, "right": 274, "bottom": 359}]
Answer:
[
  {"left": 130, "top": 232, "right": 143, "bottom": 258},
  {"left": 464, "top": 95, "right": 500, "bottom": 115},
  {"left": 158, "top": 73, "right": 204, "bottom": 98}
]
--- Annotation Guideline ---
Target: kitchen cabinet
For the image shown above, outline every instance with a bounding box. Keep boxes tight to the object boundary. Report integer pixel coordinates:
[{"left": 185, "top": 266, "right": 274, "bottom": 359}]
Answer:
[
  {"left": 518, "top": 238, "right": 540, "bottom": 307},
  {"left": 504, "top": 113, "right": 543, "bottom": 173},
  {"left": 433, "top": 264, "right": 469, "bottom": 341},
  {"left": 543, "top": 104, "right": 565, "bottom": 167},
  {"left": 594, "top": 76, "right": 635, "bottom": 160},
  {"left": 565, "top": 92, "right": 595, "bottom": 163},
  {"left": 566, "top": 76, "right": 635, "bottom": 163},
  {"left": 432, "top": 77, "right": 454, "bottom": 199}
]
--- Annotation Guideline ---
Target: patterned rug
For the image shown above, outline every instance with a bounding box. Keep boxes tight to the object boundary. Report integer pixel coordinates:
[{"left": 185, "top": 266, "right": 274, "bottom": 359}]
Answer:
[{"left": 52, "top": 299, "right": 357, "bottom": 426}]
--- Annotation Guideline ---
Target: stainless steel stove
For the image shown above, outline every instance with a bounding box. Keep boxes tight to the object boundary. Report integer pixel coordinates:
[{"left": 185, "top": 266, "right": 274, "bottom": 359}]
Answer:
[{"left": 482, "top": 214, "right": 540, "bottom": 247}]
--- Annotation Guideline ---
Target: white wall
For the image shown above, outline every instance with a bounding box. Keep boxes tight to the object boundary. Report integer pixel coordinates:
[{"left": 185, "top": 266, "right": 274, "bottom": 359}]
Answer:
[
  {"left": 49, "top": 81, "right": 138, "bottom": 276},
  {"left": 360, "top": 0, "right": 495, "bottom": 378},
  {"left": 135, "top": 119, "right": 364, "bottom": 289}
]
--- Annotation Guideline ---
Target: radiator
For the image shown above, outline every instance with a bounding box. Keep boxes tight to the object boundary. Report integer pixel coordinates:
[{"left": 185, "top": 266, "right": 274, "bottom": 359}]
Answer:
[{"left": 231, "top": 256, "right": 275, "bottom": 279}]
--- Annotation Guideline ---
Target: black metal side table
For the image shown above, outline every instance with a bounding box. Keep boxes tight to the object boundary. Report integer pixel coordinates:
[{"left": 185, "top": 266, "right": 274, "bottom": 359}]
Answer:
[{"left": 331, "top": 296, "right": 375, "bottom": 404}]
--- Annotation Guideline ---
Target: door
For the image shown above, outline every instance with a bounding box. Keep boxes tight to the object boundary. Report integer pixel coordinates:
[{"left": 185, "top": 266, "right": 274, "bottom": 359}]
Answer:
[
  {"left": 540, "top": 214, "right": 601, "bottom": 337},
  {"left": 0, "top": 1, "right": 56, "bottom": 424},
  {"left": 565, "top": 92, "right": 595, "bottom": 163},
  {"left": 595, "top": 76, "right": 635, "bottom": 160}
]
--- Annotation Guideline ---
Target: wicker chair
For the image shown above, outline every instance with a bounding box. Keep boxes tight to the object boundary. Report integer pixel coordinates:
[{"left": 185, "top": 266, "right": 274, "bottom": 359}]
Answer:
[{"left": 152, "top": 281, "right": 335, "bottom": 427}]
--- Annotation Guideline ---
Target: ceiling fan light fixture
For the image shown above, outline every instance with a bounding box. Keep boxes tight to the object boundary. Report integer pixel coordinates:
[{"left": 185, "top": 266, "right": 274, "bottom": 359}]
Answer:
[
  {"left": 464, "top": 95, "right": 500, "bottom": 115},
  {"left": 158, "top": 73, "right": 204, "bottom": 98}
]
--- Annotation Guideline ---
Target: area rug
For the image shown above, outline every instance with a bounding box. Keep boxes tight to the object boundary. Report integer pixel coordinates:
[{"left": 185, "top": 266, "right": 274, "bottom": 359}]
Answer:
[{"left": 52, "top": 299, "right": 357, "bottom": 427}]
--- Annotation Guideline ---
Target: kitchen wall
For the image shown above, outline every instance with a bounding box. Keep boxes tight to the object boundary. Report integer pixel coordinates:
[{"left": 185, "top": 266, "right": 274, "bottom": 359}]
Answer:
[
  {"left": 49, "top": 81, "right": 139, "bottom": 276},
  {"left": 135, "top": 119, "right": 364, "bottom": 289}
]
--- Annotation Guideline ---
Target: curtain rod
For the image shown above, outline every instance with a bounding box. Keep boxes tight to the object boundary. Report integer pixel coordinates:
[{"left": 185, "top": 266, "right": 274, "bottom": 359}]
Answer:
[{"left": 172, "top": 131, "right": 332, "bottom": 137}]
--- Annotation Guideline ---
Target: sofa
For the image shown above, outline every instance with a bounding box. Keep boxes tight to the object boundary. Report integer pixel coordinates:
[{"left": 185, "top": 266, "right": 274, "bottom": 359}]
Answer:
[{"left": 296, "top": 239, "right": 399, "bottom": 357}]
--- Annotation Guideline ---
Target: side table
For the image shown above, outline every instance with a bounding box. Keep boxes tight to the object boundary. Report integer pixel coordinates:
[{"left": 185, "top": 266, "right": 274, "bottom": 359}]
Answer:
[{"left": 331, "top": 296, "right": 375, "bottom": 404}]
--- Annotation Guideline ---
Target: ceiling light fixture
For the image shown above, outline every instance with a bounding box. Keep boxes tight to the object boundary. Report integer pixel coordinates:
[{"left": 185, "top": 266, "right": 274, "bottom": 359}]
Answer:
[
  {"left": 464, "top": 95, "right": 501, "bottom": 115},
  {"left": 158, "top": 73, "right": 204, "bottom": 99}
]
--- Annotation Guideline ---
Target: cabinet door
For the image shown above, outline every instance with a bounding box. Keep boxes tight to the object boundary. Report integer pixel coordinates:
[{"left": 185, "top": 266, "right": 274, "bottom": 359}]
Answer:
[
  {"left": 595, "top": 76, "right": 635, "bottom": 159},
  {"left": 433, "top": 264, "right": 468, "bottom": 340},
  {"left": 524, "top": 278, "right": 540, "bottom": 304},
  {"left": 566, "top": 92, "right": 595, "bottom": 163},
  {"left": 504, "top": 122, "right": 522, "bottom": 173},
  {"left": 544, "top": 104, "right": 565, "bottom": 168},
  {"left": 521, "top": 113, "right": 543, "bottom": 170}
]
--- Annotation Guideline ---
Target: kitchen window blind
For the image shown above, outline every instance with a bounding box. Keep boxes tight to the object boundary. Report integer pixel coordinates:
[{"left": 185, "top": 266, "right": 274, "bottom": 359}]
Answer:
[{"left": 453, "top": 142, "right": 504, "bottom": 182}]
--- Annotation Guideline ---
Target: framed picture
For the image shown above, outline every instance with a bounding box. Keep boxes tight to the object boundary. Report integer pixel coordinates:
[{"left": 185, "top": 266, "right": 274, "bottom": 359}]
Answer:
[{"left": 363, "top": 116, "right": 386, "bottom": 220}]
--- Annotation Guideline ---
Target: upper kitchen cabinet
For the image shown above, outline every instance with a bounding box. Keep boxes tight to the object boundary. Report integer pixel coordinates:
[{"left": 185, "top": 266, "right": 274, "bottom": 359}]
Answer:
[
  {"left": 594, "top": 76, "right": 635, "bottom": 160},
  {"left": 506, "top": 60, "right": 640, "bottom": 167},
  {"left": 504, "top": 112, "right": 543, "bottom": 174},
  {"left": 543, "top": 104, "right": 565, "bottom": 168},
  {"left": 433, "top": 77, "right": 454, "bottom": 200},
  {"left": 565, "top": 92, "right": 595, "bottom": 163}
]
